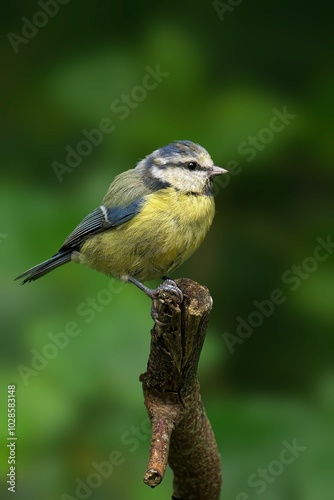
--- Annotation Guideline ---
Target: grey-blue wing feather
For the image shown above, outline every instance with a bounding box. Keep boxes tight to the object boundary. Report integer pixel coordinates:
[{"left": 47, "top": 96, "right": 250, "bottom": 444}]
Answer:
[
  {"left": 16, "top": 200, "right": 144, "bottom": 284},
  {"left": 59, "top": 199, "right": 143, "bottom": 252}
]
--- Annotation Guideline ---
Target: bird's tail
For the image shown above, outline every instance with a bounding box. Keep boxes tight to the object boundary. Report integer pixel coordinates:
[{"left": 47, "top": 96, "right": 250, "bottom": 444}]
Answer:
[{"left": 15, "top": 251, "right": 72, "bottom": 284}]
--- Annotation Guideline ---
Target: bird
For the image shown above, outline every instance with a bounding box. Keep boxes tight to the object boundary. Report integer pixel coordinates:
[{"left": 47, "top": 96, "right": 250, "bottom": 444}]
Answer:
[{"left": 16, "top": 140, "right": 227, "bottom": 297}]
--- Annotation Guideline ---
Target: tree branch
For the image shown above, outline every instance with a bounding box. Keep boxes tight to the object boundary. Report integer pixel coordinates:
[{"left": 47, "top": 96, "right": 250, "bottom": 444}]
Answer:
[{"left": 140, "top": 278, "right": 222, "bottom": 499}]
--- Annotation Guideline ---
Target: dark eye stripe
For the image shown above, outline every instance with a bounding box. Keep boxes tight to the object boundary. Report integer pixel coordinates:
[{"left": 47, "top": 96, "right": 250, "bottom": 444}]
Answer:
[{"left": 152, "top": 160, "right": 205, "bottom": 171}]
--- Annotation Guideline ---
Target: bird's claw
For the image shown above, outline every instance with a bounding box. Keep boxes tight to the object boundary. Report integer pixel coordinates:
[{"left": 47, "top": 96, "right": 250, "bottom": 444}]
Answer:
[
  {"left": 151, "top": 308, "right": 169, "bottom": 327},
  {"left": 150, "top": 280, "right": 183, "bottom": 327},
  {"left": 160, "top": 279, "right": 183, "bottom": 303}
]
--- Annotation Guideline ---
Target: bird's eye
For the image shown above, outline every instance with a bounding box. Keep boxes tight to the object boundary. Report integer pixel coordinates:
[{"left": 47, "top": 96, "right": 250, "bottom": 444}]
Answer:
[{"left": 187, "top": 161, "right": 198, "bottom": 171}]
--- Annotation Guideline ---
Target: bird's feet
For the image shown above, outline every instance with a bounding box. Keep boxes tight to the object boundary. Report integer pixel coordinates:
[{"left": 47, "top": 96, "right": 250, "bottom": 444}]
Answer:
[
  {"left": 159, "top": 279, "right": 183, "bottom": 303},
  {"left": 127, "top": 276, "right": 183, "bottom": 327},
  {"left": 127, "top": 276, "right": 183, "bottom": 303}
]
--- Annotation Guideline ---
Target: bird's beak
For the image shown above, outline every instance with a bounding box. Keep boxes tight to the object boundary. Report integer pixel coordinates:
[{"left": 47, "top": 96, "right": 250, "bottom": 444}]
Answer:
[{"left": 210, "top": 165, "right": 228, "bottom": 176}]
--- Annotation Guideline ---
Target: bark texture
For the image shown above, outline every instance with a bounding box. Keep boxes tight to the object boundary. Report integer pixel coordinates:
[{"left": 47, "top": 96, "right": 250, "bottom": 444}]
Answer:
[{"left": 140, "top": 278, "right": 222, "bottom": 499}]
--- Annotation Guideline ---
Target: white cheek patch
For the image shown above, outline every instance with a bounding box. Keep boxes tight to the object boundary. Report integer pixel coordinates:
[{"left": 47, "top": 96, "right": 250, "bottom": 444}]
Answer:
[{"left": 151, "top": 165, "right": 166, "bottom": 182}]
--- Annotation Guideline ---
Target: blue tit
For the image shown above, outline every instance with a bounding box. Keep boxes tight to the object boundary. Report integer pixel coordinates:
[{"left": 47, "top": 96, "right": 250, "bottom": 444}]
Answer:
[{"left": 16, "top": 140, "right": 227, "bottom": 296}]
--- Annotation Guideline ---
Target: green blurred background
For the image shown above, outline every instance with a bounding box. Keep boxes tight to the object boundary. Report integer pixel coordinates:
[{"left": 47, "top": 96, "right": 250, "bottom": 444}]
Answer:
[{"left": 1, "top": 1, "right": 334, "bottom": 499}]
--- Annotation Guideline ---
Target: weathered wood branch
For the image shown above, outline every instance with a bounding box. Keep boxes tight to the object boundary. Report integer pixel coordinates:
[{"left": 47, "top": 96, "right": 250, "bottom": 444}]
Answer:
[{"left": 140, "top": 278, "right": 222, "bottom": 500}]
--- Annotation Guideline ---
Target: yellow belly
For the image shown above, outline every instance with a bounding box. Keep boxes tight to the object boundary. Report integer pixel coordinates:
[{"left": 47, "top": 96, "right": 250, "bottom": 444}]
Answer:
[{"left": 78, "top": 188, "right": 215, "bottom": 281}]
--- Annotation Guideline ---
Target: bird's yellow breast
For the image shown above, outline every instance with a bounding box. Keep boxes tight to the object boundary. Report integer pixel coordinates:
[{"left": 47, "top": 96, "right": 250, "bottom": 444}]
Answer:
[{"left": 79, "top": 188, "right": 215, "bottom": 281}]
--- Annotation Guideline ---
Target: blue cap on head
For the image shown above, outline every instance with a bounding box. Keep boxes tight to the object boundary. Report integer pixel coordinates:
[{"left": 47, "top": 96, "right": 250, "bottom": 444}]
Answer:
[
  {"left": 140, "top": 140, "right": 209, "bottom": 167},
  {"left": 158, "top": 140, "right": 205, "bottom": 159}
]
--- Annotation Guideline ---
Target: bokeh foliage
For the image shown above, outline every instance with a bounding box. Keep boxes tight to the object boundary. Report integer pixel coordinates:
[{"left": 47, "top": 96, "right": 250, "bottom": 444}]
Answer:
[{"left": 1, "top": 1, "right": 333, "bottom": 499}]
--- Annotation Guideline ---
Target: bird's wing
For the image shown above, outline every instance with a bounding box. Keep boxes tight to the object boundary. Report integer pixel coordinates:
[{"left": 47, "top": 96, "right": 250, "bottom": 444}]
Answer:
[
  {"left": 59, "top": 199, "right": 143, "bottom": 252},
  {"left": 59, "top": 168, "right": 167, "bottom": 252}
]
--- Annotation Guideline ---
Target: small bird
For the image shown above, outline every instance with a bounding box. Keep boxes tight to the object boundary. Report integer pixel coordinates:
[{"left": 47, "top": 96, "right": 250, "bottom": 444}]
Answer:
[{"left": 16, "top": 140, "right": 227, "bottom": 297}]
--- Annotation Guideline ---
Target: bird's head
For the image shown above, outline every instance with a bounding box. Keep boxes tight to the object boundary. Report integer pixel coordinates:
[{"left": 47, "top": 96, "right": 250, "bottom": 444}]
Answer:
[{"left": 136, "top": 140, "right": 227, "bottom": 194}]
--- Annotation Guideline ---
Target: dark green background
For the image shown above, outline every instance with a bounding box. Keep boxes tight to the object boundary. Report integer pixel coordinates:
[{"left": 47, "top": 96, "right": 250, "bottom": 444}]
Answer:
[{"left": 1, "top": 1, "right": 333, "bottom": 499}]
